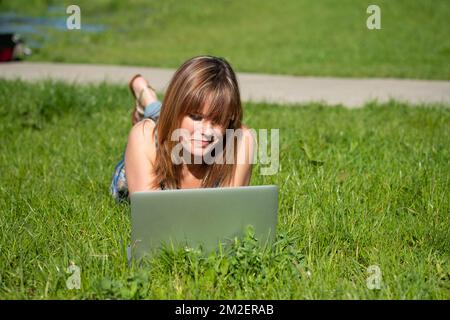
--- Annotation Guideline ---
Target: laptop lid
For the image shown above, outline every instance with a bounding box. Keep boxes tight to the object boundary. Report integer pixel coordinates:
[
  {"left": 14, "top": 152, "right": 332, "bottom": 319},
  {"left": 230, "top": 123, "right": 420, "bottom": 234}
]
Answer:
[{"left": 130, "top": 185, "right": 278, "bottom": 260}]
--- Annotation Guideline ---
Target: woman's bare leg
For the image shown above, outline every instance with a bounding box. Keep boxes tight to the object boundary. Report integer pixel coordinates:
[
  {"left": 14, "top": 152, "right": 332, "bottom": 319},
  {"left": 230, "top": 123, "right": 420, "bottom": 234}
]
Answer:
[
  {"left": 130, "top": 76, "right": 158, "bottom": 106},
  {"left": 130, "top": 76, "right": 159, "bottom": 125}
]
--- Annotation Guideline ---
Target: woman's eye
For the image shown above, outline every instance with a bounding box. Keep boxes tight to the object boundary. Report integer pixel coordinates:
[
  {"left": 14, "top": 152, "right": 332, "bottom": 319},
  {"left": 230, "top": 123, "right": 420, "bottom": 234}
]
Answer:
[{"left": 189, "top": 114, "right": 203, "bottom": 121}]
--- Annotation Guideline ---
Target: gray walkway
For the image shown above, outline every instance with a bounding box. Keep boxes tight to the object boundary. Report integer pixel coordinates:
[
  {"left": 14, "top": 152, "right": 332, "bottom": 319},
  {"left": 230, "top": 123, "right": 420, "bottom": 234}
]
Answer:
[{"left": 1, "top": 62, "right": 449, "bottom": 108}]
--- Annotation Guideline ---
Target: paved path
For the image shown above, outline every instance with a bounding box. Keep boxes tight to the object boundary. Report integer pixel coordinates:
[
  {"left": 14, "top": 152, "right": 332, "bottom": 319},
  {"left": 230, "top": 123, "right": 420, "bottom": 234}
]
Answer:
[{"left": 1, "top": 62, "right": 449, "bottom": 108}]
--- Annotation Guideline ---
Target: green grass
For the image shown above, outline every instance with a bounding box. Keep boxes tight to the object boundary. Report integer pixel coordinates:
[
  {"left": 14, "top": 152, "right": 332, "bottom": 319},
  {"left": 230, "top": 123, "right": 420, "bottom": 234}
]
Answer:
[
  {"left": 1, "top": 0, "right": 450, "bottom": 79},
  {"left": 0, "top": 80, "right": 449, "bottom": 299}
]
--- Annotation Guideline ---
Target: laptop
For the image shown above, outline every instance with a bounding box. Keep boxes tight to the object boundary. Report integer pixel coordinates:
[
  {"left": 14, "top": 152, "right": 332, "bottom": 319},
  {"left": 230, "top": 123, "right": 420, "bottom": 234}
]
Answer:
[{"left": 129, "top": 185, "right": 278, "bottom": 261}]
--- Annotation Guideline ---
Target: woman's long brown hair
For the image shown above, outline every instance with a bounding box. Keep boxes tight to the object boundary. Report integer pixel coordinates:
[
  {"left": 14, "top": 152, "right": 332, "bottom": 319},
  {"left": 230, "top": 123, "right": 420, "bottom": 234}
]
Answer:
[{"left": 152, "top": 55, "right": 243, "bottom": 189}]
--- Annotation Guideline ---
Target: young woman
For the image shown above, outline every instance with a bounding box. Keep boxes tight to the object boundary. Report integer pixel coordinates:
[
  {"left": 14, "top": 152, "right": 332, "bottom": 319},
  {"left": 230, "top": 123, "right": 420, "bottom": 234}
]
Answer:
[{"left": 110, "top": 56, "right": 255, "bottom": 202}]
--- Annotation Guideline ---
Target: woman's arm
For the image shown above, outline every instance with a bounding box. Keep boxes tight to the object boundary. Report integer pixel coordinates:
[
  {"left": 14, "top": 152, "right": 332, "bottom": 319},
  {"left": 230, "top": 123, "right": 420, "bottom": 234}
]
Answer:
[
  {"left": 124, "top": 119, "right": 159, "bottom": 194},
  {"left": 231, "top": 126, "right": 256, "bottom": 186}
]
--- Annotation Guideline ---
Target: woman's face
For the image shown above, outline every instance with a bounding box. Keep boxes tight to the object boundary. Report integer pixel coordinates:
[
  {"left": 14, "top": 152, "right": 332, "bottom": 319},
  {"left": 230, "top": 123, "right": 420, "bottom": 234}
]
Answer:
[{"left": 179, "top": 108, "right": 226, "bottom": 158}]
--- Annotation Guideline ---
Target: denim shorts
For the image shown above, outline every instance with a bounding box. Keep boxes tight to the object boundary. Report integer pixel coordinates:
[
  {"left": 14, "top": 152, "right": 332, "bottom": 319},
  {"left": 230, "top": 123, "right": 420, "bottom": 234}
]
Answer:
[{"left": 110, "top": 101, "right": 162, "bottom": 203}]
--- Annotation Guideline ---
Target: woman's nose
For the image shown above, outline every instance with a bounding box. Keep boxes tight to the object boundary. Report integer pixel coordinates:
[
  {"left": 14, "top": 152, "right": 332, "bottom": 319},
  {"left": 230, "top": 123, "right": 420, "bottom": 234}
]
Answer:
[
  {"left": 202, "top": 125, "right": 213, "bottom": 136},
  {"left": 200, "top": 120, "right": 216, "bottom": 137},
  {"left": 201, "top": 118, "right": 213, "bottom": 129}
]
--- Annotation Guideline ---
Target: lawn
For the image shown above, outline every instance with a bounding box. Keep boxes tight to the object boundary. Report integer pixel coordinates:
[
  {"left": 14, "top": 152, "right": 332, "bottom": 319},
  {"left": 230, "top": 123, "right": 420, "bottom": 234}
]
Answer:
[
  {"left": 0, "top": 79, "right": 449, "bottom": 299},
  {"left": 1, "top": 0, "right": 449, "bottom": 79}
]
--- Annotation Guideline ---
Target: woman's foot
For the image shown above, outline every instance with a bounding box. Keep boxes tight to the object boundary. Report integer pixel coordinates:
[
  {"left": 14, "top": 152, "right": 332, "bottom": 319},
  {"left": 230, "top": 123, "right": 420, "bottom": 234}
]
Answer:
[{"left": 129, "top": 75, "right": 158, "bottom": 125}]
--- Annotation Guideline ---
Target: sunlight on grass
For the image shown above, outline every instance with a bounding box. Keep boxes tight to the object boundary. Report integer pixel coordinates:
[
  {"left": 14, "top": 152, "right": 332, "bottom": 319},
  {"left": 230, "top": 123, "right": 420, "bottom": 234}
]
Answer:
[{"left": 0, "top": 80, "right": 449, "bottom": 299}]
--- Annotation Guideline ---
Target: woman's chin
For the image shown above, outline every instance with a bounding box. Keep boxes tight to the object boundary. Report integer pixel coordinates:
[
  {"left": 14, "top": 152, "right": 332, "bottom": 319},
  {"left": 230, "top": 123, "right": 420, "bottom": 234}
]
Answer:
[
  {"left": 187, "top": 146, "right": 215, "bottom": 159},
  {"left": 191, "top": 147, "right": 210, "bottom": 157}
]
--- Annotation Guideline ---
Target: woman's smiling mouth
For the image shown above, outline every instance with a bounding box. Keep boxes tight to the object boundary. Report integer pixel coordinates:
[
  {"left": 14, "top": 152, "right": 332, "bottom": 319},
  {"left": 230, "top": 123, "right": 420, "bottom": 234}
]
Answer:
[{"left": 192, "top": 139, "right": 212, "bottom": 147}]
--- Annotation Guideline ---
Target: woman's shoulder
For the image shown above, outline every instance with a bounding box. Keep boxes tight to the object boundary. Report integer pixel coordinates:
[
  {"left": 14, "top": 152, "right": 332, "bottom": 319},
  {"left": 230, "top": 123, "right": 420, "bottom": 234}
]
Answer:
[
  {"left": 239, "top": 124, "right": 252, "bottom": 134},
  {"left": 127, "top": 119, "right": 157, "bottom": 165}
]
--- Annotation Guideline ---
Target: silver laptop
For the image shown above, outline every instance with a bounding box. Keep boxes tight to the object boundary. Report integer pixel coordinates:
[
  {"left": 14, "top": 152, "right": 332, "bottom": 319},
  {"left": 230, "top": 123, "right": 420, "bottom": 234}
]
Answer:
[{"left": 129, "top": 185, "right": 278, "bottom": 261}]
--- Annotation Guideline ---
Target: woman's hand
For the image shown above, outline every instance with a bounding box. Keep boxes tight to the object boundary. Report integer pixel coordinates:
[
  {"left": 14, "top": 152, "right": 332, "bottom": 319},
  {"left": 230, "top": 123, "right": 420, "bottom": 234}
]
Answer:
[{"left": 230, "top": 126, "right": 256, "bottom": 187}]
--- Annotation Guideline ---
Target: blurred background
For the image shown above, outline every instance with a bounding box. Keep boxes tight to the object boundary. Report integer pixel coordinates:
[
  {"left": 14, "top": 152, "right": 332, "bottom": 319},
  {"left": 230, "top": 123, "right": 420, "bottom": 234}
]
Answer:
[{"left": 0, "top": 0, "right": 449, "bottom": 79}]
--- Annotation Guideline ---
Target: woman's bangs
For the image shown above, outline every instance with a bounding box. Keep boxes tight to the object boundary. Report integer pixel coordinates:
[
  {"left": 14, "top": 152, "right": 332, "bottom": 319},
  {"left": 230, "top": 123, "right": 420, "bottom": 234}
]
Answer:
[
  {"left": 179, "top": 91, "right": 204, "bottom": 123},
  {"left": 204, "top": 88, "right": 237, "bottom": 128},
  {"left": 181, "top": 82, "right": 239, "bottom": 129}
]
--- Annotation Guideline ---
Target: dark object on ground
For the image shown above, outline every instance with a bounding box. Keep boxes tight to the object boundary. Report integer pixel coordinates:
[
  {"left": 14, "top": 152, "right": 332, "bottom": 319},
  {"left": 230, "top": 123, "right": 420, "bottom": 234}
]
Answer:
[{"left": 0, "top": 33, "right": 32, "bottom": 62}]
